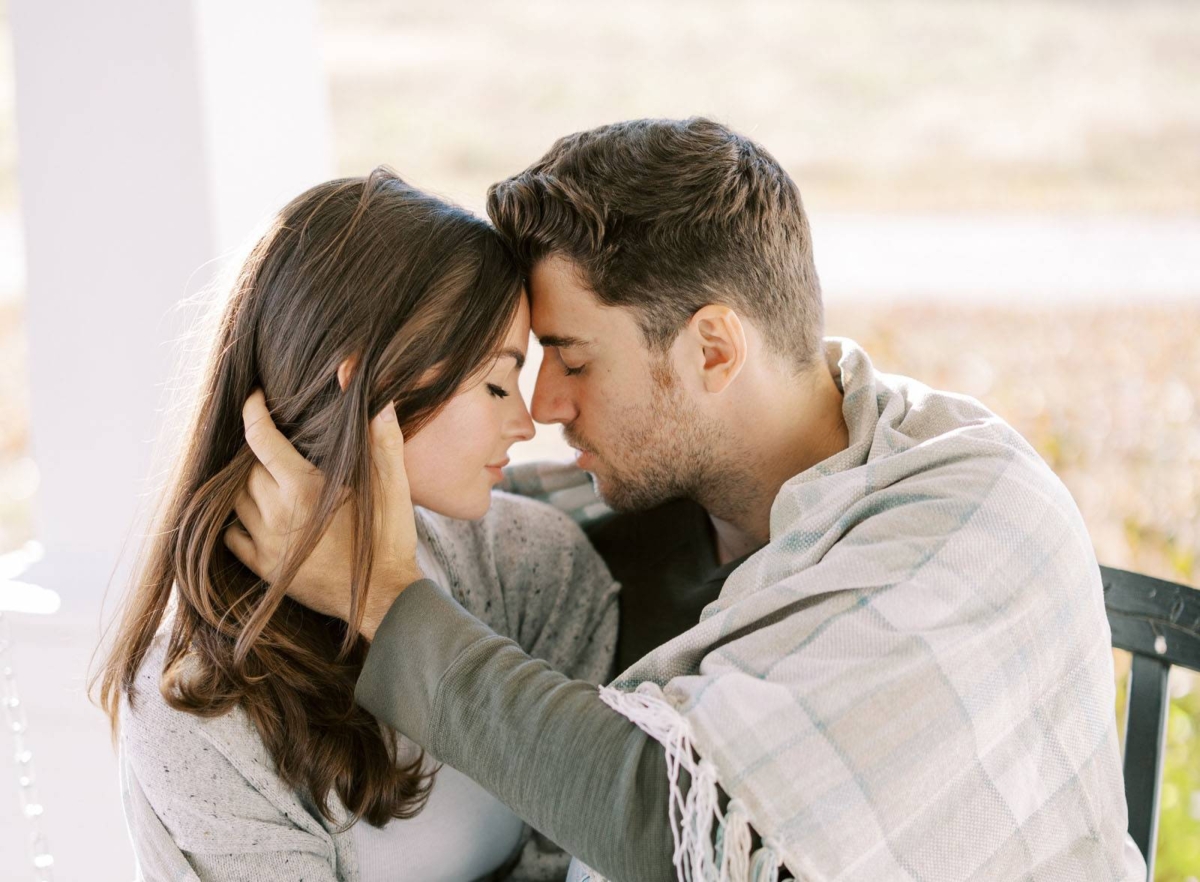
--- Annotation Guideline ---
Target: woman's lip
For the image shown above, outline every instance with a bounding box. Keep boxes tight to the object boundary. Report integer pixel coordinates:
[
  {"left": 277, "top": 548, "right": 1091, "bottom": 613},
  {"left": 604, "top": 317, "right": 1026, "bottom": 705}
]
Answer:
[{"left": 486, "top": 458, "right": 510, "bottom": 470}]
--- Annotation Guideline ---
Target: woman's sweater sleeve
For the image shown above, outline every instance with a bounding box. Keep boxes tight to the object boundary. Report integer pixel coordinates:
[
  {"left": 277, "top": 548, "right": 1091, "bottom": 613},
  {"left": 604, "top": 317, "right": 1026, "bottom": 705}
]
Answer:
[{"left": 356, "top": 580, "right": 680, "bottom": 882}]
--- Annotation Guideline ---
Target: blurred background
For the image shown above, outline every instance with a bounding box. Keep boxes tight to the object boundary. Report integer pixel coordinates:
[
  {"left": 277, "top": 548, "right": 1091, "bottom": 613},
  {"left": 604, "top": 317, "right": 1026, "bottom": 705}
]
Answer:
[{"left": 0, "top": 0, "right": 1197, "bottom": 878}]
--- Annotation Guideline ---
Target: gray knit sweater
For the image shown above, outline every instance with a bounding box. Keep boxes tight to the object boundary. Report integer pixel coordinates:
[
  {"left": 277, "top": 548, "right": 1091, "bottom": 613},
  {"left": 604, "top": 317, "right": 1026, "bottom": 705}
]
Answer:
[{"left": 118, "top": 491, "right": 620, "bottom": 881}]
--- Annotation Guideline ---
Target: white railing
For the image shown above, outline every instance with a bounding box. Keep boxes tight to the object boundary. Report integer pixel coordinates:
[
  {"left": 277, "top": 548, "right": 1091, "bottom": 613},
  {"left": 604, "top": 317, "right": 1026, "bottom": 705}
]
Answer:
[{"left": 1, "top": 541, "right": 59, "bottom": 881}]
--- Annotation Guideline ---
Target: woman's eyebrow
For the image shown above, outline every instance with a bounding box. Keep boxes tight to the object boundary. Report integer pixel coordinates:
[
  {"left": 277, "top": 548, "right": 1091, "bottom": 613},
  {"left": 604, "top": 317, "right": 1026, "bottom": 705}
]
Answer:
[{"left": 537, "top": 334, "right": 590, "bottom": 350}]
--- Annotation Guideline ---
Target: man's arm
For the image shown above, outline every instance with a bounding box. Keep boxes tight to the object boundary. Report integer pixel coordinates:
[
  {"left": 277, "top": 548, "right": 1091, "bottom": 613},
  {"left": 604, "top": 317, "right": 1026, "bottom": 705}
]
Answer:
[
  {"left": 358, "top": 580, "right": 680, "bottom": 882},
  {"left": 223, "top": 393, "right": 685, "bottom": 881}
]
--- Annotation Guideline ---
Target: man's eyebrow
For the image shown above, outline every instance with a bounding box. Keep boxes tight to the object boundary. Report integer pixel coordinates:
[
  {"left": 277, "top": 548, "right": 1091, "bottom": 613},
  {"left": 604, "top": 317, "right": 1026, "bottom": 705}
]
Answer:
[
  {"left": 499, "top": 347, "right": 525, "bottom": 370},
  {"left": 537, "top": 334, "right": 590, "bottom": 350}
]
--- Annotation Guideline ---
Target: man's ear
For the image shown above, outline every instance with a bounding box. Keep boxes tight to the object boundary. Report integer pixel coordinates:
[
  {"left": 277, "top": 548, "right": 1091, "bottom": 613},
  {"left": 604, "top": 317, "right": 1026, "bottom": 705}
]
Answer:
[
  {"left": 683, "top": 305, "right": 747, "bottom": 394},
  {"left": 336, "top": 355, "right": 359, "bottom": 392}
]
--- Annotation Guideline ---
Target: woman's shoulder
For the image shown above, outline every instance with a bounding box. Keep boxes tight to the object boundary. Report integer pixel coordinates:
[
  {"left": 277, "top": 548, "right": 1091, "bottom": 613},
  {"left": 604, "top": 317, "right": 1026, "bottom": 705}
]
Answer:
[
  {"left": 121, "top": 631, "right": 269, "bottom": 778},
  {"left": 120, "top": 630, "right": 344, "bottom": 857},
  {"left": 122, "top": 630, "right": 198, "bottom": 739},
  {"left": 419, "top": 488, "right": 584, "bottom": 538},
  {"left": 416, "top": 490, "right": 617, "bottom": 652},
  {"left": 481, "top": 492, "right": 620, "bottom": 683},
  {"left": 420, "top": 491, "right": 602, "bottom": 584},
  {"left": 487, "top": 488, "right": 591, "bottom": 539},
  {"left": 414, "top": 494, "right": 580, "bottom": 628}
]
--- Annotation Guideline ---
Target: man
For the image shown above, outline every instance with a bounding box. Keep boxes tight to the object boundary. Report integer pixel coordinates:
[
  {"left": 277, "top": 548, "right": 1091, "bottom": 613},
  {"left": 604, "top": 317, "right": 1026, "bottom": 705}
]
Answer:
[{"left": 226, "top": 118, "right": 1144, "bottom": 881}]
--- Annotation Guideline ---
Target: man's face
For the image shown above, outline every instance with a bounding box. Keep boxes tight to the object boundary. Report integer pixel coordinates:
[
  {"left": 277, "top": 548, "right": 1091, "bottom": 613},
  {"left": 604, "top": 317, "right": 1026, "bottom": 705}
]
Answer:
[{"left": 528, "top": 255, "right": 716, "bottom": 511}]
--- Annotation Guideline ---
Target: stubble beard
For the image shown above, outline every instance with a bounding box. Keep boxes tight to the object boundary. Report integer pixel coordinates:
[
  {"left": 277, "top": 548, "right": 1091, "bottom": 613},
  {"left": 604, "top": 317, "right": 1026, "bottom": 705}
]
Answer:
[{"left": 572, "top": 361, "right": 731, "bottom": 514}]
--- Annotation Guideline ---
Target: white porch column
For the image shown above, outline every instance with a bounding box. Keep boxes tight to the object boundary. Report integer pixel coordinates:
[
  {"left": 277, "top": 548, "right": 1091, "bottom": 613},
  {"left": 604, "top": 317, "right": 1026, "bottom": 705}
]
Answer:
[
  {"left": 4, "top": 3, "right": 331, "bottom": 877},
  {"left": 12, "top": 0, "right": 333, "bottom": 620}
]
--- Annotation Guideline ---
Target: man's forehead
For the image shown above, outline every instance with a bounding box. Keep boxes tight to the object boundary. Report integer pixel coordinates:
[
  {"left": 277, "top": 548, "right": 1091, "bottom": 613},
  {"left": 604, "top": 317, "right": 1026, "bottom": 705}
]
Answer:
[
  {"left": 528, "top": 254, "right": 648, "bottom": 350},
  {"left": 529, "top": 253, "right": 590, "bottom": 292},
  {"left": 529, "top": 296, "right": 599, "bottom": 349},
  {"left": 528, "top": 260, "right": 599, "bottom": 345}
]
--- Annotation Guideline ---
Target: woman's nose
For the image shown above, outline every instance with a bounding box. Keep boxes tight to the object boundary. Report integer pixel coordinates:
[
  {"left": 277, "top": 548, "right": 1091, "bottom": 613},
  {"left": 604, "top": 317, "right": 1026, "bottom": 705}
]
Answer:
[{"left": 507, "top": 396, "right": 536, "bottom": 442}]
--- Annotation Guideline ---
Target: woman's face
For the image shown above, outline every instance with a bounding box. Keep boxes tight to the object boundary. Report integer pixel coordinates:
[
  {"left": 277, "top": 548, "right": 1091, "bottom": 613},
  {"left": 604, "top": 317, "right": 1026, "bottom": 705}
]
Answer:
[{"left": 404, "top": 296, "right": 536, "bottom": 520}]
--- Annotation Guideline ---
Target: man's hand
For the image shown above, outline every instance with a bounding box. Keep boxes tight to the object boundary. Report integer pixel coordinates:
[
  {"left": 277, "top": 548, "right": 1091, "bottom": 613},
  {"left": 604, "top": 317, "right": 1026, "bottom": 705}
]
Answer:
[{"left": 223, "top": 390, "right": 423, "bottom": 639}]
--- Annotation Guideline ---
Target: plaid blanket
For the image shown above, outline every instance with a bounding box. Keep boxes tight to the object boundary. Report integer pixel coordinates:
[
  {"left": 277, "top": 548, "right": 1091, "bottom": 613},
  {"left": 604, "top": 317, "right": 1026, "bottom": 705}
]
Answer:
[{"left": 518, "top": 338, "right": 1144, "bottom": 882}]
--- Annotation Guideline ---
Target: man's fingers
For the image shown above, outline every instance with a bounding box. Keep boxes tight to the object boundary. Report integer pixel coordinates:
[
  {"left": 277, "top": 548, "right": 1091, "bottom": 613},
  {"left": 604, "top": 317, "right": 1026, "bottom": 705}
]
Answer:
[
  {"left": 246, "top": 462, "right": 277, "bottom": 511},
  {"left": 233, "top": 489, "right": 264, "bottom": 540},
  {"left": 223, "top": 525, "right": 262, "bottom": 578},
  {"left": 242, "top": 389, "right": 313, "bottom": 487},
  {"left": 369, "top": 401, "right": 408, "bottom": 489}
]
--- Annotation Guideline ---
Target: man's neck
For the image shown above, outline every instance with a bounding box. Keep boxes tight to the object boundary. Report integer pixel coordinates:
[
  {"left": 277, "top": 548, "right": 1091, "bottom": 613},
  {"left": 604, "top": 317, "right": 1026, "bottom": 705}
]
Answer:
[
  {"left": 709, "top": 514, "right": 764, "bottom": 567},
  {"left": 700, "top": 361, "right": 850, "bottom": 560}
]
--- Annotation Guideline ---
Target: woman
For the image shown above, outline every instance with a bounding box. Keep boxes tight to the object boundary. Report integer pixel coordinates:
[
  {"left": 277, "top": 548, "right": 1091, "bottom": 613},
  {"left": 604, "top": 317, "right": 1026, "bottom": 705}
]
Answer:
[{"left": 94, "top": 168, "right": 619, "bottom": 881}]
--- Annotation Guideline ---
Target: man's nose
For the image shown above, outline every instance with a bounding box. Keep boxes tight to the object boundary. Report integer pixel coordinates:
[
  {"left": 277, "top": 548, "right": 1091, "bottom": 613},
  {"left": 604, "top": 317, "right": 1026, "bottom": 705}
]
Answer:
[{"left": 531, "top": 358, "right": 575, "bottom": 425}]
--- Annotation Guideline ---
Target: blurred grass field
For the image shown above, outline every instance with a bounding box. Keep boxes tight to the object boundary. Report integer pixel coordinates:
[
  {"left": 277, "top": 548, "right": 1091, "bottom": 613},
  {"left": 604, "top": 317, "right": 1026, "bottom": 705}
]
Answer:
[
  {"left": 319, "top": 0, "right": 1200, "bottom": 217},
  {"left": 1, "top": 0, "right": 1198, "bottom": 876}
]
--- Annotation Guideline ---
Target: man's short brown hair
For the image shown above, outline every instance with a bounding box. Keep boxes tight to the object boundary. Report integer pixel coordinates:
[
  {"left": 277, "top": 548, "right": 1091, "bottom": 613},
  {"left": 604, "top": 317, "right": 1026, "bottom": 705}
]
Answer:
[{"left": 487, "top": 117, "right": 824, "bottom": 369}]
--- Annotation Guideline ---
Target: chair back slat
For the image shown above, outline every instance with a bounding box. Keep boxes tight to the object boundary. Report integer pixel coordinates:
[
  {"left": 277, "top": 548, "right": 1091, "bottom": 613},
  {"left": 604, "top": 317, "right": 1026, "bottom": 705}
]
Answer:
[
  {"left": 1100, "top": 565, "right": 1200, "bottom": 882},
  {"left": 1102, "top": 567, "right": 1200, "bottom": 669},
  {"left": 1122, "top": 653, "right": 1170, "bottom": 881}
]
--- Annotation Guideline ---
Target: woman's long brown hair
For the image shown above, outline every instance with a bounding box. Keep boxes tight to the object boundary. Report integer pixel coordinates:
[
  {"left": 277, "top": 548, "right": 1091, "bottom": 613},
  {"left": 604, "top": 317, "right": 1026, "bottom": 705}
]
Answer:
[{"left": 92, "top": 167, "right": 524, "bottom": 827}]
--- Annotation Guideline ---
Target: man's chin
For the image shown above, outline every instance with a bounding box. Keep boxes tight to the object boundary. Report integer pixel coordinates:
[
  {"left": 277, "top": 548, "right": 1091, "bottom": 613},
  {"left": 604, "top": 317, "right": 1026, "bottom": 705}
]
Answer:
[
  {"left": 584, "top": 467, "right": 625, "bottom": 510},
  {"left": 589, "top": 469, "right": 671, "bottom": 514}
]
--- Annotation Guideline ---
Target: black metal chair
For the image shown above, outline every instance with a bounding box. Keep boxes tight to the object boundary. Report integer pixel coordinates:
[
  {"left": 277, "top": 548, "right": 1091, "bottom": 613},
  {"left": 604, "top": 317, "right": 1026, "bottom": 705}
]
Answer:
[{"left": 1101, "top": 565, "right": 1200, "bottom": 881}]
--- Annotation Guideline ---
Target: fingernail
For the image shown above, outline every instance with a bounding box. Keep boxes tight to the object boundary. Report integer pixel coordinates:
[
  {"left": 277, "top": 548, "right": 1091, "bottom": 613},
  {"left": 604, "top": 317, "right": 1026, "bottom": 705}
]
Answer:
[{"left": 376, "top": 401, "right": 397, "bottom": 423}]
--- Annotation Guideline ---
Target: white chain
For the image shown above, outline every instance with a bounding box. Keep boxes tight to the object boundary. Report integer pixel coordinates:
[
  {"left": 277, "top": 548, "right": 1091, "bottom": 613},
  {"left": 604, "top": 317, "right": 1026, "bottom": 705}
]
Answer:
[{"left": 0, "top": 611, "right": 54, "bottom": 880}]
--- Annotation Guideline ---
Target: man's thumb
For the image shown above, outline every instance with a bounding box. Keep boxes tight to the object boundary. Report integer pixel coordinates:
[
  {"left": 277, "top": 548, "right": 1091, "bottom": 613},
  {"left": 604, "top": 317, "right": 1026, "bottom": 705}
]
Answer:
[{"left": 370, "top": 401, "right": 407, "bottom": 482}]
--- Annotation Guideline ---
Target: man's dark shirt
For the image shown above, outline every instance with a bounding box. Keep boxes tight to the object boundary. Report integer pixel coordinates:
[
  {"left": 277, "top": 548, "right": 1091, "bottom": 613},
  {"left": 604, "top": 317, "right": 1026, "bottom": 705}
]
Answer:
[
  {"left": 356, "top": 496, "right": 766, "bottom": 882},
  {"left": 583, "top": 497, "right": 752, "bottom": 671}
]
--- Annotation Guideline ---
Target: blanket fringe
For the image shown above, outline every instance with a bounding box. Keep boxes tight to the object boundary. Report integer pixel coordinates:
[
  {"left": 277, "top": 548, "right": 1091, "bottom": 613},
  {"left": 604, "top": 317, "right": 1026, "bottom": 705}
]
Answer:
[
  {"left": 592, "top": 684, "right": 785, "bottom": 882},
  {"left": 717, "top": 800, "right": 753, "bottom": 882},
  {"left": 749, "top": 840, "right": 782, "bottom": 882}
]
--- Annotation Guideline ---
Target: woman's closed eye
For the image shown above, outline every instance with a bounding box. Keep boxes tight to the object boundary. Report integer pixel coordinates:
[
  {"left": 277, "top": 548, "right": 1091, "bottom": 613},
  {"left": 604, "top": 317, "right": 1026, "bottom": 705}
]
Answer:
[{"left": 487, "top": 383, "right": 510, "bottom": 399}]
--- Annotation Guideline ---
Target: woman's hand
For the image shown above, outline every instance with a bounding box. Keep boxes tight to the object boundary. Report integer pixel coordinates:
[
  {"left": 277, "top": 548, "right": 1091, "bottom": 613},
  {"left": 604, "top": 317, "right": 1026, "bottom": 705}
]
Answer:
[{"left": 223, "top": 390, "right": 423, "bottom": 639}]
